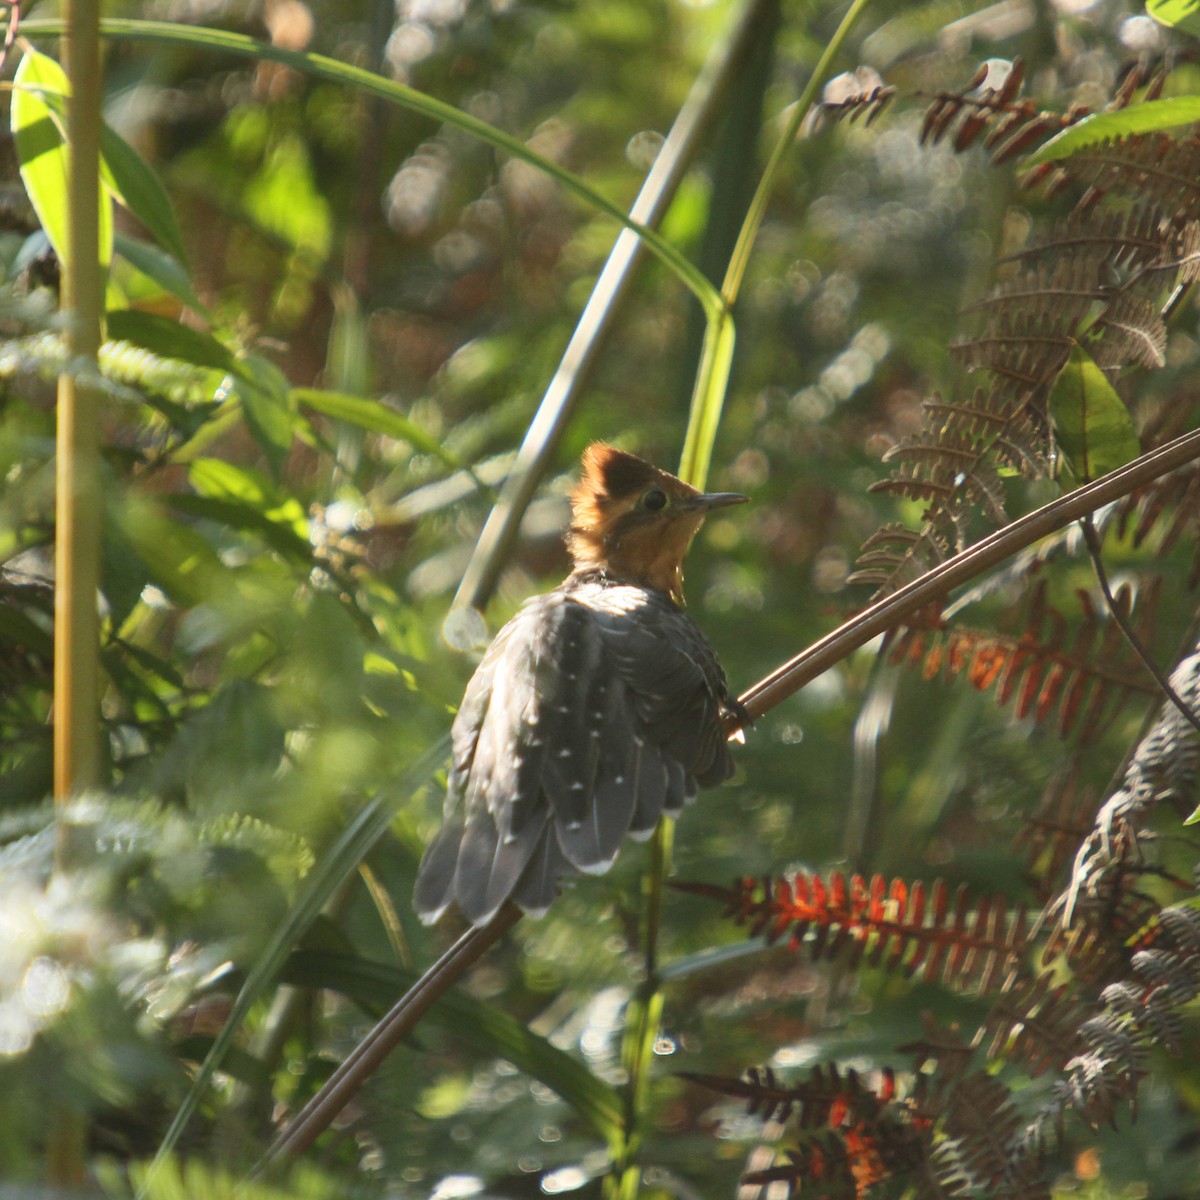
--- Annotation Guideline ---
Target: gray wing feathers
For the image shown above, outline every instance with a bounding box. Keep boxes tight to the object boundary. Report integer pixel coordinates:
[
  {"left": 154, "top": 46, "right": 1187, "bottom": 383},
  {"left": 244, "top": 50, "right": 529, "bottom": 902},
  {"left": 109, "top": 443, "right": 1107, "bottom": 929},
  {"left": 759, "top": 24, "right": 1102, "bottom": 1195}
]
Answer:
[{"left": 413, "top": 582, "right": 736, "bottom": 926}]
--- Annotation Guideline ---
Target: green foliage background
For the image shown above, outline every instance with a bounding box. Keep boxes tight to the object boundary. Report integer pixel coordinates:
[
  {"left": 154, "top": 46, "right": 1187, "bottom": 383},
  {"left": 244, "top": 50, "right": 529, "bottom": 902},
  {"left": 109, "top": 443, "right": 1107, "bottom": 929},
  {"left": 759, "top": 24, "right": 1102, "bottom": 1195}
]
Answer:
[{"left": 2, "top": 0, "right": 1200, "bottom": 1196}]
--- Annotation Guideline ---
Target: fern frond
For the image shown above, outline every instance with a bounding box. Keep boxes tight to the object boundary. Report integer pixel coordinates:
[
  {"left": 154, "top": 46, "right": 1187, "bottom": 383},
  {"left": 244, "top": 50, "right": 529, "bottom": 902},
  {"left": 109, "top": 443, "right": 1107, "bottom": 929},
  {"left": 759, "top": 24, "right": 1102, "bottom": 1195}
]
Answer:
[
  {"left": 678, "top": 871, "right": 1029, "bottom": 993},
  {"left": 884, "top": 580, "right": 1159, "bottom": 741},
  {"left": 857, "top": 92, "right": 1200, "bottom": 595},
  {"left": 980, "top": 970, "right": 1091, "bottom": 1076},
  {"left": 1015, "top": 761, "right": 1098, "bottom": 895}
]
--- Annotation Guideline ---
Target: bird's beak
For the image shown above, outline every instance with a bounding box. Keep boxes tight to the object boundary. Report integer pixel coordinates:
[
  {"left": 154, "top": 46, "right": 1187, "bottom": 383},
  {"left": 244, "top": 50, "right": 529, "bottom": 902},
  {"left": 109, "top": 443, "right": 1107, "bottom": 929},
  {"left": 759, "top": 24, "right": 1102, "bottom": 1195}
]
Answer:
[{"left": 691, "top": 491, "right": 748, "bottom": 512}]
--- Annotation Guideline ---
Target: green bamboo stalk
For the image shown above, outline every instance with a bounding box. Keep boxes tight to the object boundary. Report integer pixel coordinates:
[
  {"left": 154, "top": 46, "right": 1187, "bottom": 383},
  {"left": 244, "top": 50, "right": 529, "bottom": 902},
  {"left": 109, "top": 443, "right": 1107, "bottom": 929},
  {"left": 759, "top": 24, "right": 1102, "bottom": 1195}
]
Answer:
[
  {"left": 50, "top": 7, "right": 104, "bottom": 1186},
  {"left": 53, "top": 7, "right": 104, "bottom": 809}
]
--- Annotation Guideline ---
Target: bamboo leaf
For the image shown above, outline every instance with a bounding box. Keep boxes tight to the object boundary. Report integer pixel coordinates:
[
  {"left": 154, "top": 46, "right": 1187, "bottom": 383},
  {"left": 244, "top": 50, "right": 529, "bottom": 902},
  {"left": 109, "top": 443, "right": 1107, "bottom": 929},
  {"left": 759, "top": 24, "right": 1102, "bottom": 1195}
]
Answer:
[
  {"left": 1147, "top": 0, "right": 1200, "bottom": 37},
  {"left": 12, "top": 49, "right": 114, "bottom": 272},
  {"left": 235, "top": 356, "right": 298, "bottom": 477},
  {"left": 97, "top": 122, "right": 189, "bottom": 265},
  {"left": 113, "top": 234, "right": 206, "bottom": 314},
  {"left": 21, "top": 16, "right": 721, "bottom": 318},
  {"left": 116, "top": 496, "right": 237, "bottom": 609},
  {"left": 1024, "top": 98, "right": 1200, "bottom": 166},
  {"left": 294, "top": 388, "right": 456, "bottom": 466},
  {"left": 106, "top": 309, "right": 236, "bottom": 373},
  {"left": 149, "top": 739, "right": 450, "bottom": 1175},
  {"left": 187, "top": 457, "right": 310, "bottom": 542}
]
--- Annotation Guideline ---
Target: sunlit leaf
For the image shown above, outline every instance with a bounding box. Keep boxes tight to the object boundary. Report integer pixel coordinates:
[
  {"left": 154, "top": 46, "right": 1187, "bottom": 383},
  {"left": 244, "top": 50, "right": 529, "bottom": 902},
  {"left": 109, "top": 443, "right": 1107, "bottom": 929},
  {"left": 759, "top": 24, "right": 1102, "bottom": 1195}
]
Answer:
[
  {"left": 294, "top": 388, "right": 455, "bottom": 465},
  {"left": 187, "top": 457, "right": 309, "bottom": 541},
  {"left": 106, "top": 309, "right": 236, "bottom": 373},
  {"left": 1048, "top": 344, "right": 1140, "bottom": 485},
  {"left": 117, "top": 495, "right": 237, "bottom": 608},
  {"left": 20, "top": 16, "right": 720, "bottom": 315},
  {"left": 235, "top": 356, "right": 297, "bottom": 477},
  {"left": 113, "top": 234, "right": 206, "bottom": 314},
  {"left": 1147, "top": 0, "right": 1200, "bottom": 37},
  {"left": 12, "top": 49, "right": 114, "bottom": 272},
  {"left": 1024, "top": 98, "right": 1200, "bottom": 166}
]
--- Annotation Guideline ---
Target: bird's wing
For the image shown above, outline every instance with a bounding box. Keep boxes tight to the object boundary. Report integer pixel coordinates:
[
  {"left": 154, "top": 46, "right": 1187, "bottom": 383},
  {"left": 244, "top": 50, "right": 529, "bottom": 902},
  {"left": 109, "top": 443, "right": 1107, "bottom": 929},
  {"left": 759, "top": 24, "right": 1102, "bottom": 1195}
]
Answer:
[
  {"left": 582, "top": 583, "right": 736, "bottom": 788},
  {"left": 413, "top": 584, "right": 736, "bottom": 927}
]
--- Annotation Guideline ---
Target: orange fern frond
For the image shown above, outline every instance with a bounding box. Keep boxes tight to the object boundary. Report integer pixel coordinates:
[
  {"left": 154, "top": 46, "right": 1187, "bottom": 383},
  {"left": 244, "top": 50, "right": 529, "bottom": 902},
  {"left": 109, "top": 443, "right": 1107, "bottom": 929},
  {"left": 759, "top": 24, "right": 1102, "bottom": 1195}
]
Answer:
[
  {"left": 678, "top": 871, "right": 1028, "bottom": 993},
  {"left": 884, "top": 579, "right": 1160, "bottom": 741},
  {"left": 687, "top": 1064, "right": 925, "bottom": 1199}
]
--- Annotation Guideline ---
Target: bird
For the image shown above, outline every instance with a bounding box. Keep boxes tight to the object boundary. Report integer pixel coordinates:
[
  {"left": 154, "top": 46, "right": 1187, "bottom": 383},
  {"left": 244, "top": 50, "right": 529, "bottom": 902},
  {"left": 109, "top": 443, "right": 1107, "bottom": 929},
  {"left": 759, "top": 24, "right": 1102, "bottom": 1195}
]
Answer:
[
  {"left": 261, "top": 444, "right": 748, "bottom": 1166},
  {"left": 414, "top": 442, "right": 748, "bottom": 928}
]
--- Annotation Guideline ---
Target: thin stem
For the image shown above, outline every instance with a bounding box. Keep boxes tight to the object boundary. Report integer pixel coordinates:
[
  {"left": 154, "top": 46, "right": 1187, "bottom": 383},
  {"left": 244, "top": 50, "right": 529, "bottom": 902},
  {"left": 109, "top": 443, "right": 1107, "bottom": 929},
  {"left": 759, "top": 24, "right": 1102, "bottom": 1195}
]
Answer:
[
  {"left": 680, "top": 0, "right": 873, "bottom": 495},
  {"left": 721, "top": 0, "right": 875, "bottom": 305},
  {"left": 49, "top": 0, "right": 104, "bottom": 1183},
  {"left": 1081, "top": 515, "right": 1200, "bottom": 736}
]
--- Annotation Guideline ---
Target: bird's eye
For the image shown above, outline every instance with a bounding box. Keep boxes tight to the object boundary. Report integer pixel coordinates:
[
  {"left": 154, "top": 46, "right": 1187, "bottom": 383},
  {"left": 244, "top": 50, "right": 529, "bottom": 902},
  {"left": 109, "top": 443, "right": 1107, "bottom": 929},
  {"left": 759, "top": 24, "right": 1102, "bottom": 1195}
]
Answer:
[{"left": 641, "top": 488, "right": 669, "bottom": 512}]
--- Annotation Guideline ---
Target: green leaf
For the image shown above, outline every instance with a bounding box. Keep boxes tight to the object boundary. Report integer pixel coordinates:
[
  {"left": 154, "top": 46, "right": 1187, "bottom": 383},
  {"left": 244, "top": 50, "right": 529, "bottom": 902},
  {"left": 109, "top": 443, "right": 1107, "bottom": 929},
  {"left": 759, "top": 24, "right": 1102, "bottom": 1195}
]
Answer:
[
  {"left": 149, "top": 739, "right": 450, "bottom": 1173},
  {"left": 186, "top": 457, "right": 309, "bottom": 542},
  {"left": 1048, "top": 344, "right": 1141, "bottom": 485},
  {"left": 98, "top": 122, "right": 189, "bottom": 265},
  {"left": 235, "top": 356, "right": 297, "bottom": 477},
  {"left": 12, "top": 49, "right": 114, "bottom": 272},
  {"left": 20, "top": 16, "right": 720, "bottom": 317},
  {"left": 113, "top": 234, "right": 206, "bottom": 314},
  {"left": 106, "top": 309, "right": 236, "bottom": 373},
  {"left": 294, "top": 388, "right": 456, "bottom": 466},
  {"left": 1148, "top": 0, "right": 1200, "bottom": 37},
  {"left": 1024, "top": 98, "right": 1200, "bottom": 166},
  {"left": 164, "top": 495, "right": 312, "bottom": 564},
  {"left": 282, "top": 951, "right": 624, "bottom": 1144},
  {"left": 116, "top": 495, "right": 236, "bottom": 608}
]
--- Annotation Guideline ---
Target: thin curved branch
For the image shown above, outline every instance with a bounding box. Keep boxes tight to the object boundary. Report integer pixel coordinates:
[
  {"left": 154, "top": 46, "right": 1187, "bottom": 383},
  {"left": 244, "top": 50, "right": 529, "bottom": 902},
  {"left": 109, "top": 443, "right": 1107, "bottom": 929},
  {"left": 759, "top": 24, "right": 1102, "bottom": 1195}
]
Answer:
[
  {"left": 732, "top": 426, "right": 1200, "bottom": 728},
  {"left": 255, "top": 902, "right": 523, "bottom": 1172}
]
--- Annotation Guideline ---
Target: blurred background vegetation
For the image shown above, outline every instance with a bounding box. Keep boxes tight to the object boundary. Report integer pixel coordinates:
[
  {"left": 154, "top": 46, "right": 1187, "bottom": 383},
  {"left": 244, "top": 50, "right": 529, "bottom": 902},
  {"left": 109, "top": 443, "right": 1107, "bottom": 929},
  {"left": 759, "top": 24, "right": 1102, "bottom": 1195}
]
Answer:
[{"left": 2, "top": 0, "right": 1200, "bottom": 1195}]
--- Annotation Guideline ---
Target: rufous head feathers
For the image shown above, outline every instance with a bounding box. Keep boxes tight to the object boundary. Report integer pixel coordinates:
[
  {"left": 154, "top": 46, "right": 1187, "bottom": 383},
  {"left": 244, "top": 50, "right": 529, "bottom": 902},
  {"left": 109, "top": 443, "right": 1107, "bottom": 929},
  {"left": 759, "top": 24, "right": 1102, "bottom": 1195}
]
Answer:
[{"left": 566, "top": 443, "right": 746, "bottom": 604}]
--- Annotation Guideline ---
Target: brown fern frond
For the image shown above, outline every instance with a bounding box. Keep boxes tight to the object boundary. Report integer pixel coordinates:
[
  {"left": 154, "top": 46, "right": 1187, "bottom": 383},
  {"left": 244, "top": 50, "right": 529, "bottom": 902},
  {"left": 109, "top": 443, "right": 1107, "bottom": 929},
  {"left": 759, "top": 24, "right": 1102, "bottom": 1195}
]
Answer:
[
  {"left": 1001, "top": 207, "right": 1170, "bottom": 274},
  {"left": 1015, "top": 761, "right": 1098, "bottom": 895},
  {"left": 819, "top": 67, "right": 895, "bottom": 128},
  {"left": 848, "top": 521, "right": 952, "bottom": 590},
  {"left": 1111, "top": 462, "right": 1200, "bottom": 588},
  {"left": 692, "top": 1063, "right": 932, "bottom": 1199},
  {"left": 1008, "top": 644, "right": 1200, "bottom": 1148},
  {"left": 1042, "top": 132, "right": 1200, "bottom": 221},
  {"left": 941, "top": 1072, "right": 1051, "bottom": 1200},
  {"left": 682, "top": 1063, "right": 896, "bottom": 1129},
  {"left": 980, "top": 970, "right": 1093, "bottom": 1075},
  {"left": 1020, "top": 905, "right": 1200, "bottom": 1149},
  {"left": 875, "top": 427, "right": 1011, "bottom": 526},
  {"left": 920, "top": 58, "right": 1091, "bottom": 171},
  {"left": 677, "top": 871, "right": 1029, "bottom": 993},
  {"left": 740, "top": 1132, "right": 859, "bottom": 1199},
  {"left": 856, "top": 109, "right": 1200, "bottom": 597},
  {"left": 1089, "top": 293, "right": 1166, "bottom": 370},
  {"left": 883, "top": 579, "right": 1159, "bottom": 742}
]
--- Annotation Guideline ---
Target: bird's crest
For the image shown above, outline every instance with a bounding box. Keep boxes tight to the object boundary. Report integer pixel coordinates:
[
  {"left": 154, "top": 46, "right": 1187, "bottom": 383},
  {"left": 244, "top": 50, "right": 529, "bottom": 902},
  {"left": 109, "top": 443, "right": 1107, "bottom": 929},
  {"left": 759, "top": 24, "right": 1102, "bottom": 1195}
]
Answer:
[
  {"left": 572, "top": 443, "right": 693, "bottom": 516},
  {"left": 567, "top": 444, "right": 706, "bottom": 603}
]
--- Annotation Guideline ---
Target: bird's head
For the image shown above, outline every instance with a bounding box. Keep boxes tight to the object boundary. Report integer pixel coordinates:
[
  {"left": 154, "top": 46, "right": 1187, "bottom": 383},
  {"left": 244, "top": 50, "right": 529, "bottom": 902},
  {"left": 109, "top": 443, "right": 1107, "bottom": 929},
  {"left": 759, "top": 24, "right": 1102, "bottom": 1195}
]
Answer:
[{"left": 566, "top": 443, "right": 746, "bottom": 605}]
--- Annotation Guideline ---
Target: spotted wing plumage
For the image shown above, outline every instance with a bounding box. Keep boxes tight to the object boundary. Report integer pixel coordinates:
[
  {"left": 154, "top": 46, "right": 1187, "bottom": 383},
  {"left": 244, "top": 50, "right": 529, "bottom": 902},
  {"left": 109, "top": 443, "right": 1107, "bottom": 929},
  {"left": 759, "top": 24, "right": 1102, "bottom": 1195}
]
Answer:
[{"left": 413, "top": 580, "right": 737, "bottom": 927}]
